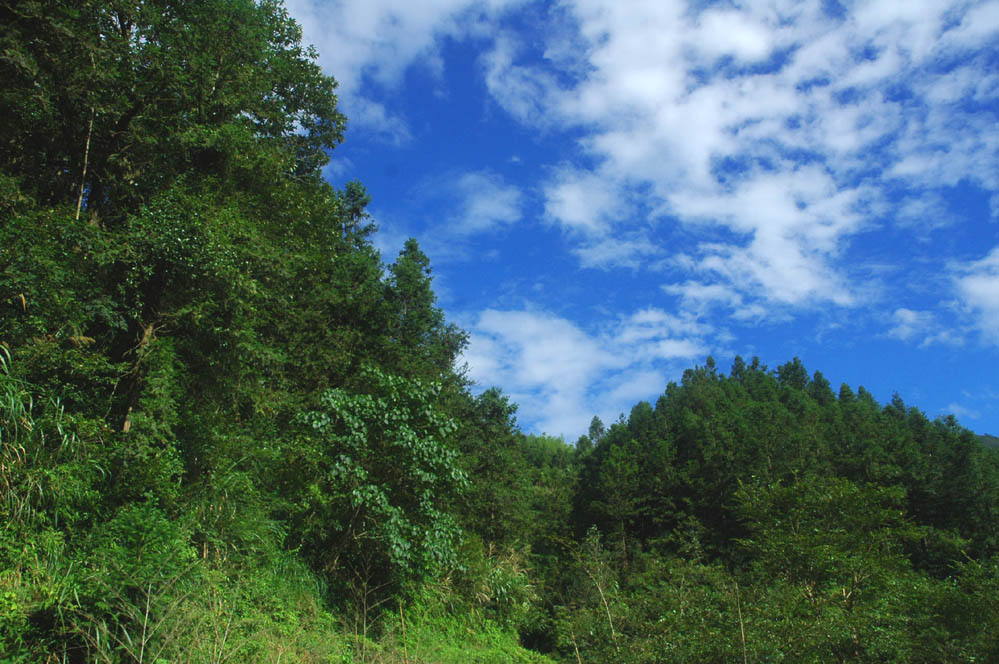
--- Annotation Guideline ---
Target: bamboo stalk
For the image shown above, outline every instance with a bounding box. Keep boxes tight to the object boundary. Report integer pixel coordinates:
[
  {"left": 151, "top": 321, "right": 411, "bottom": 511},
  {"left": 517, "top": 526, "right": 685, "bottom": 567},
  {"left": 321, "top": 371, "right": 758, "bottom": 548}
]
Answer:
[
  {"left": 570, "top": 624, "right": 583, "bottom": 664},
  {"left": 77, "top": 50, "right": 97, "bottom": 222},
  {"left": 736, "top": 581, "right": 748, "bottom": 664},
  {"left": 399, "top": 599, "right": 409, "bottom": 664},
  {"left": 76, "top": 106, "right": 94, "bottom": 221}
]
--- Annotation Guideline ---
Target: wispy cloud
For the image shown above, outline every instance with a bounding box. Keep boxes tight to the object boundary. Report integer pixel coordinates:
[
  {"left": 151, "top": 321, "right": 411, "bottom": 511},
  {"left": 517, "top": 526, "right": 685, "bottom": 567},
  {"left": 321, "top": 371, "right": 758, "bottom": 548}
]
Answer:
[
  {"left": 883, "top": 307, "right": 967, "bottom": 348},
  {"left": 322, "top": 156, "right": 356, "bottom": 183},
  {"left": 543, "top": 166, "right": 623, "bottom": 236},
  {"left": 573, "top": 236, "right": 660, "bottom": 270},
  {"left": 887, "top": 308, "right": 937, "bottom": 344},
  {"left": 954, "top": 247, "right": 999, "bottom": 346},
  {"left": 450, "top": 171, "right": 523, "bottom": 236},
  {"left": 946, "top": 402, "right": 981, "bottom": 422},
  {"left": 482, "top": 33, "right": 562, "bottom": 127},
  {"left": 286, "top": 0, "right": 528, "bottom": 141},
  {"left": 376, "top": 169, "right": 524, "bottom": 263}
]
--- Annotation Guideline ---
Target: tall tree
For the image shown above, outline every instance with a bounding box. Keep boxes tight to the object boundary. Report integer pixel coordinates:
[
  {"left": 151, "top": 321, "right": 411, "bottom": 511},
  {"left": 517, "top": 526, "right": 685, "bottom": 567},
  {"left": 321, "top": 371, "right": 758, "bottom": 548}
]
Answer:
[
  {"left": 385, "top": 238, "right": 468, "bottom": 382},
  {"left": 0, "top": 0, "right": 344, "bottom": 220}
]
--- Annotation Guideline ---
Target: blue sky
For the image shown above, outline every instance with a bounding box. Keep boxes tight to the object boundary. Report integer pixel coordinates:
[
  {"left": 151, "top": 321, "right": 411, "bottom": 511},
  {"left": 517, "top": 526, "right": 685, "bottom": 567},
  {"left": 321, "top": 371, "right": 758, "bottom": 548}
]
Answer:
[{"left": 286, "top": 0, "right": 999, "bottom": 438}]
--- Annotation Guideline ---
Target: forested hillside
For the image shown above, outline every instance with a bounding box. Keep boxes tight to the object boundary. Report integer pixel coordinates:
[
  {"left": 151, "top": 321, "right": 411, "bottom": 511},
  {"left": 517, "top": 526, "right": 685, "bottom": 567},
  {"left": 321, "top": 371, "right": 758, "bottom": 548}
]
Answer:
[{"left": 2, "top": 2, "right": 997, "bottom": 662}]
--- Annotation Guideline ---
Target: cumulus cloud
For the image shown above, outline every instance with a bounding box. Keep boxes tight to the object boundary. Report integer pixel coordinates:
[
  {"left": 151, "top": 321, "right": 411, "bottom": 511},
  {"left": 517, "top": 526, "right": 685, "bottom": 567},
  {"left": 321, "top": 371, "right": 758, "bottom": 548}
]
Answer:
[
  {"left": 482, "top": 0, "right": 998, "bottom": 314},
  {"left": 695, "top": 9, "right": 775, "bottom": 63},
  {"left": 463, "top": 306, "right": 710, "bottom": 435},
  {"left": 463, "top": 309, "right": 621, "bottom": 435}
]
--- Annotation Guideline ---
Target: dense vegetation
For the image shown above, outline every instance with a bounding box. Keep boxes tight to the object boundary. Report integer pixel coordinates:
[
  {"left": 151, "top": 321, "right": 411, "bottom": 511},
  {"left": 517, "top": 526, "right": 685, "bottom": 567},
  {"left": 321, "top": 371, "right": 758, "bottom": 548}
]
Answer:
[{"left": 2, "top": 1, "right": 997, "bottom": 661}]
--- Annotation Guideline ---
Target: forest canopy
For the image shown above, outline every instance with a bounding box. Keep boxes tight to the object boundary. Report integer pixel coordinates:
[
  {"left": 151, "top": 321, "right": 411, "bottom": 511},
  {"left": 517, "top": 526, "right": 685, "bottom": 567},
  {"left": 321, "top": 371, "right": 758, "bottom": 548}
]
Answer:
[{"left": 2, "top": 2, "right": 998, "bottom": 662}]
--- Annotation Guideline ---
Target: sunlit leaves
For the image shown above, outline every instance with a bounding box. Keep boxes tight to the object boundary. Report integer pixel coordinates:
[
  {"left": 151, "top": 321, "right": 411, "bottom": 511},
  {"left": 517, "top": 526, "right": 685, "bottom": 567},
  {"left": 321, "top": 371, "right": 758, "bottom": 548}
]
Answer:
[{"left": 292, "top": 366, "right": 468, "bottom": 585}]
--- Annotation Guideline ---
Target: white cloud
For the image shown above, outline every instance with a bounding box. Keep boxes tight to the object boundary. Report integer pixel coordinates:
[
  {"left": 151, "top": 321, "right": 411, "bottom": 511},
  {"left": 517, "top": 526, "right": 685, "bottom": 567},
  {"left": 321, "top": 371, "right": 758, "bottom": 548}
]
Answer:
[
  {"left": 604, "top": 370, "right": 668, "bottom": 410},
  {"left": 464, "top": 309, "right": 621, "bottom": 435},
  {"left": 573, "top": 236, "right": 659, "bottom": 270},
  {"left": 543, "top": 166, "right": 624, "bottom": 236},
  {"left": 462, "top": 306, "right": 711, "bottom": 435},
  {"left": 695, "top": 9, "right": 775, "bottom": 63},
  {"left": 347, "top": 98, "right": 413, "bottom": 145},
  {"left": 946, "top": 402, "right": 981, "bottom": 422},
  {"left": 664, "top": 280, "right": 742, "bottom": 310},
  {"left": 482, "top": 34, "right": 562, "bottom": 126},
  {"left": 954, "top": 247, "right": 999, "bottom": 346},
  {"left": 669, "top": 167, "right": 865, "bottom": 306},
  {"left": 955, "top": 4, "right": 999, "bottom": 57},
  {"left": 887, "top": 308, "right": 936, "bottom": 342},
  {"left": 451, "top": 171, "right": 523, "bottom": 235},
  {"left": 322, "top": 156, "right": 355, "bottom": 182},
  {"left": 616, "top": 307, "right": 708, "bottom": 344},
  {"left": 921, "top": 328, "right": 967, "bottom": 348},
  {"left": 372, "top": 169, "right": 523, "bottom": 264},
  {"left": 480, "top": 0, "right": 997, "bottom": 317},
  {"left": 893, "top": 193, "right": 957, "bottom": 233},
  {"left": 285, "top": 0, "right": 527, "bottom": 140}
]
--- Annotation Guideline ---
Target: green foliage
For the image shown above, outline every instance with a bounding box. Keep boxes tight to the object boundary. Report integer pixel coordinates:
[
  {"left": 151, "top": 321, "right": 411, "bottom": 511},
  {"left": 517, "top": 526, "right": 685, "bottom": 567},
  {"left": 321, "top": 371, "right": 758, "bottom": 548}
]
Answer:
[
  {"left": 385, "top": 238, "right": 468, "bottom": 382},
  {"left": 452, "top": 390, "right": 569, "bottom": 551},
  {"left": 290, "top": 366, "right": 469, "bottom": 590},
  {"left": 2, "top": 0, "right": 995, "bottom": 660},
  {"left": 733, "top": 477, "right": 926, "bottom": 662},
  {"left": 376, "top": 584, "right": 556, "bottom": 664},
  {"left": 554, "top": 356, "right": 999, "bottom": 662},
  {"left": 0, "top": 0, "right": 345, "bottom": 219},
  {"left": 574, "top": 356, "right": 999, "bottom": 563},
  {"left": 735, "top": 477, "right": 917, "bottom": 591},
  {"left": 0, "top": 347, "right": 105, "bottom": 537},
  {"left": 450, "top": 536, "right": 539, "bottom": 631}
]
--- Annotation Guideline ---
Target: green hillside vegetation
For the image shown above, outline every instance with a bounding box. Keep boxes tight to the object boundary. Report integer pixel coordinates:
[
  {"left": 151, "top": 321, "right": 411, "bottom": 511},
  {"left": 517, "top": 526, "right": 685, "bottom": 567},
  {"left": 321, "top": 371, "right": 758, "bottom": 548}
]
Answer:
[{"left": 2, "top": 2, "right": 997, "bottom": 662}]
